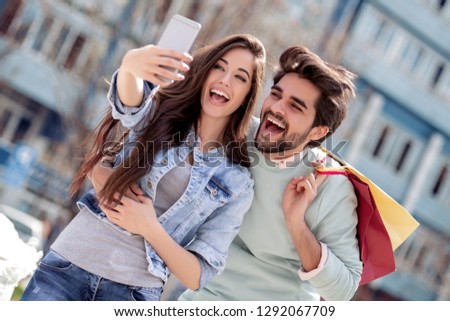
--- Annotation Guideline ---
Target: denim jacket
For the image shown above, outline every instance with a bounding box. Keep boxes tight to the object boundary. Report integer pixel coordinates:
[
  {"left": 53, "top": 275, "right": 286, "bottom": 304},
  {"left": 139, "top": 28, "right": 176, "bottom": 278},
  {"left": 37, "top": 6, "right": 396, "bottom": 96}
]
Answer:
[{"left": 77, "top": 73, "right": 254, "bottom": 288}]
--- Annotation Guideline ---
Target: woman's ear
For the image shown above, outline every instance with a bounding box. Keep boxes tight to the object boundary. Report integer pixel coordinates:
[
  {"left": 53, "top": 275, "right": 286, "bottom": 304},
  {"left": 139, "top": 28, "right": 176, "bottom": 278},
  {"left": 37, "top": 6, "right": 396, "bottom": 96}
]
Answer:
[{"left": 308, "top": 125, "right": 329, "bottom": 142}]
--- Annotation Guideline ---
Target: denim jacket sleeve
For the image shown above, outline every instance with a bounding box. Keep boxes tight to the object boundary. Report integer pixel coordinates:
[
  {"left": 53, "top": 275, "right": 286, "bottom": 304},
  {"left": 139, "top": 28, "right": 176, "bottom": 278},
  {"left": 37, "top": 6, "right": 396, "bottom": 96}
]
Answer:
[
  {"left": 107, "top": 70, "right": 158, "bottom": 131},
  {"left": 185, "top": 180, "right": 254, "bottom": 289}
]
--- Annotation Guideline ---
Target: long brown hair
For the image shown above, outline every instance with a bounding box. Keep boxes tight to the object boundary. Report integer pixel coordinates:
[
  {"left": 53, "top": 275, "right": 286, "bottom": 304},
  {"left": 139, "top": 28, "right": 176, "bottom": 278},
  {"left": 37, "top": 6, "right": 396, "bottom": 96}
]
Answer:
[{"left": 70, "top": 34, "right": 266, "bottom": 204}]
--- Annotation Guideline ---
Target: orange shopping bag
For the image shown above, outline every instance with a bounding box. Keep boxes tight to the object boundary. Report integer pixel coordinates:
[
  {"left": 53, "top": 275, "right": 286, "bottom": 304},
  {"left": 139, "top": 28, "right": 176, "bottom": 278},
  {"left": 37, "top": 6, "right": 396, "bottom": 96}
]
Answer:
[{"left": 317, "top": 149, "right": 420, "bottom": 285}]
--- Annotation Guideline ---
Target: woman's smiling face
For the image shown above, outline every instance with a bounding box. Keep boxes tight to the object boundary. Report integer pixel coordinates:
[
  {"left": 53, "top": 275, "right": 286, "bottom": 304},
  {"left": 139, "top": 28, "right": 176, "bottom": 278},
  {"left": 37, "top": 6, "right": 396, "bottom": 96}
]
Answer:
[{"left": 200, "top": 48, "right": 255, "bottom": 122}]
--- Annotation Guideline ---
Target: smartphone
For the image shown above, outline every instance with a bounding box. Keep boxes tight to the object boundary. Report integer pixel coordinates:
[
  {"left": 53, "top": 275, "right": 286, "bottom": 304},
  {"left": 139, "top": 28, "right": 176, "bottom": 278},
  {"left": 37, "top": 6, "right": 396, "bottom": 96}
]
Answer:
[
  {"left": 157, "top": 14, "right": 201, "bottom": 52},
  {"left": 156, "top": 14, "right": 201, "bottom": 83}
]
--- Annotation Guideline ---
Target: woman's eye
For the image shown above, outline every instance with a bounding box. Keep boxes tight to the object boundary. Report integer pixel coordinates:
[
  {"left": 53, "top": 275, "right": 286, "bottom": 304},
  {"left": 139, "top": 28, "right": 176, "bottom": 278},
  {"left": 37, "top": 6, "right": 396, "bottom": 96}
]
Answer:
[
  {"left": 214, "top": 64, "right": 224, "bottom": 71},
  {"left": 235, "top": 75, "right": 246, "bottom": 82}
]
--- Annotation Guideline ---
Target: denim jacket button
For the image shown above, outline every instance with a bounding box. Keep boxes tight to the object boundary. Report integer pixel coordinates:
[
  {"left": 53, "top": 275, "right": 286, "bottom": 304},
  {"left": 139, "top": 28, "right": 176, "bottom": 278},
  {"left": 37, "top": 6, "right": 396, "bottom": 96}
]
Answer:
[
  {"left": 162, "top": 158, "right": 168, "bottom": 165},
  {"left": 182, "top": 195, "right": 189, "bottom": 202},
  {"left": 147, "top": 180, "right": 153, "bottom": 189}
]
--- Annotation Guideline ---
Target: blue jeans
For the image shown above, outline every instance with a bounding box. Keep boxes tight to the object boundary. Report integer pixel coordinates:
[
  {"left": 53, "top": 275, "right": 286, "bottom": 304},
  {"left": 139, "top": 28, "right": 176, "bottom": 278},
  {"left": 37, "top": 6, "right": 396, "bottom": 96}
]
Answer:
[{"left": 21, "top": 250, "right": 162, "bottom": 301}]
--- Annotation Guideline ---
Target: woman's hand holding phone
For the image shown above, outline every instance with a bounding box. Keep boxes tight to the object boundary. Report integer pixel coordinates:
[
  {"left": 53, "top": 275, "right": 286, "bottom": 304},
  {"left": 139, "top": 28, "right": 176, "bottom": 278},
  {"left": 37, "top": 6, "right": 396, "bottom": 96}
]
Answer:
[{"left": 120, "top": 45, "right": 192, "bottom": 88}]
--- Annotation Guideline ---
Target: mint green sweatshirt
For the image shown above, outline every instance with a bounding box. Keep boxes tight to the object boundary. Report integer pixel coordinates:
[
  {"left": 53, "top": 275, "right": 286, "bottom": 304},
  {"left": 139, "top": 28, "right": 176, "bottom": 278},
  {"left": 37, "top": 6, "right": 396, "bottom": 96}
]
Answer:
[{"left": 181, "top": 118, "right": 362, "bottom": 300}]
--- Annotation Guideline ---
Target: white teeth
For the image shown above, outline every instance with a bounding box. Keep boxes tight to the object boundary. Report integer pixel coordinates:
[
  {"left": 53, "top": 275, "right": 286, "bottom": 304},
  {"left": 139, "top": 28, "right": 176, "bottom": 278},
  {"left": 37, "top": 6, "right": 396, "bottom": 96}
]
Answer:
[
  {"left": 211, "top": 89, "right": 230, "bottom": 100},
  {"left": 268, "top": 117, "right": 285, "bottom": 129}
]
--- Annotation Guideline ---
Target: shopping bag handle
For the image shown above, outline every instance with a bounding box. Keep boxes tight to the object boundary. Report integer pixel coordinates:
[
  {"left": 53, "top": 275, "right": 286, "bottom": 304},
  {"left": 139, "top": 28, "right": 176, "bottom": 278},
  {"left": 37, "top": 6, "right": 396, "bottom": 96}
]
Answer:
[{"left": 315, "top": 146, "right": 351, "bottom": 175}]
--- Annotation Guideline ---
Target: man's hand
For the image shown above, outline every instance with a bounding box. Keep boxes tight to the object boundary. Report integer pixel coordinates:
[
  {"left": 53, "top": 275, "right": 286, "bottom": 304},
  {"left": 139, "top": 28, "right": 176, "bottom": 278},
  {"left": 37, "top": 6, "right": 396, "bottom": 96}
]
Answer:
[
  {"left": 282, "top": 172, "right": 327, "bottom": 230},
  {"left": 281, "top": 170, "right": 327, "bottom": 272}
]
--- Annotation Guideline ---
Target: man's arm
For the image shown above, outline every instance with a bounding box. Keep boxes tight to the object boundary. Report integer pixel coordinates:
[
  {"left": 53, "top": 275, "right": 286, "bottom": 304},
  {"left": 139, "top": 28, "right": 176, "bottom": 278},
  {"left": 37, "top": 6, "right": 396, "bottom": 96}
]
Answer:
[
  {"left": 283, "top": 173, "right": 362, "bottom": 300},
  {"left": 282, "top": 173, "right": 325, "bottom": 272}
]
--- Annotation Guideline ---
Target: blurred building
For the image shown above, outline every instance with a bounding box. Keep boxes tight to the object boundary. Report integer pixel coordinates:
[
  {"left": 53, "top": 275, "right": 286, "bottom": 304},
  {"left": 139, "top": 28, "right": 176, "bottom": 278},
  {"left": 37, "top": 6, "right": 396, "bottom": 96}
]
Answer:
[
  {"left": 0, "top": 0, "right": 129, "bottom": 222},
  {"left": 323, "top": 0, "right": 450, "bottom": 300},
  {"left": 0, "top": 0, "right": 336, "bottom": 225},
  {"left": 3, "top": 0, "right": 448, "bottom": 301}
]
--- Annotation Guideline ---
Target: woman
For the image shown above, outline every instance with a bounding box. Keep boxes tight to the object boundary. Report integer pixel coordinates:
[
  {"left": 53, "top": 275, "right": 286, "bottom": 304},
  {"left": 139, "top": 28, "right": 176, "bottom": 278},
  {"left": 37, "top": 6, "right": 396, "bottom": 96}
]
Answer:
[{"left": 21, "top": 34, "right": 266, "bottom": 301}]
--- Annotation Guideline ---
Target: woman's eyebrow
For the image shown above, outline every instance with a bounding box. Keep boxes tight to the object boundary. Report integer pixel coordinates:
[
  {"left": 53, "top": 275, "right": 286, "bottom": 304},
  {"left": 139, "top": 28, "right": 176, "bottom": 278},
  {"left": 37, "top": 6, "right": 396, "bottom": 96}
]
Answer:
[{"left": 219, "top": 58, "right": 251, "bottom": 79}]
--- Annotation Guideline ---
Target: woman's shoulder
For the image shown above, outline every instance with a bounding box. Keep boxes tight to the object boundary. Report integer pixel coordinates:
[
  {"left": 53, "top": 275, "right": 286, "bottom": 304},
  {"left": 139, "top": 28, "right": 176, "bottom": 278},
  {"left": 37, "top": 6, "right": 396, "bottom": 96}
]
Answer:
[
  {"left": 214, "top": 159, "right": 254, "bottom": 192},
  {"left": 222, "top": 158, "right": 253, "bottom": 177}
]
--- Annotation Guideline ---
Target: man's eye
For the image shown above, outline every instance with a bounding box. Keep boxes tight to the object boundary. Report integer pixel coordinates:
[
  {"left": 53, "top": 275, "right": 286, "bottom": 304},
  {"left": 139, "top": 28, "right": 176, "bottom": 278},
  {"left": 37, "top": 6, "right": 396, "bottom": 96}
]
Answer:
[
  {"left": 271, "top": 92, "right": 281, "bottom": 99},
  {"left": 291, "top": 104, "right": 303, "bottom": 112}
]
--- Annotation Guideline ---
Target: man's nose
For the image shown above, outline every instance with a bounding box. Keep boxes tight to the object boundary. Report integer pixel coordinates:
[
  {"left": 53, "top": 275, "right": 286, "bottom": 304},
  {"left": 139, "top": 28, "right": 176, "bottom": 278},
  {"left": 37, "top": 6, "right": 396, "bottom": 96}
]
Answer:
[{"left": 270, "top": 99, "right": 287, "bottom": 115}]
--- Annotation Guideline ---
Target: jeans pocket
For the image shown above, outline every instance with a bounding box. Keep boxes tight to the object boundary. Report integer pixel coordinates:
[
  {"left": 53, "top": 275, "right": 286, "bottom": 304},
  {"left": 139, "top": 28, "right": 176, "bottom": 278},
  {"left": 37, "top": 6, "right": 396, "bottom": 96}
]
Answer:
[
  {"left": 130, "top": 286, "right": 162, "bottom": 301},
  {"left": 39, "top": 250, "right": 74, "bottom": 272}
]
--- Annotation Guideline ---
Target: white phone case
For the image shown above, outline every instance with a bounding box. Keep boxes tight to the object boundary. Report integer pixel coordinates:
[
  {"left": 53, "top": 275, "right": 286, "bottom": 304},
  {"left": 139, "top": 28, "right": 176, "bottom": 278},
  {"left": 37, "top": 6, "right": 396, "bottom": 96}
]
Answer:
[{"left": 157, "top": 14, "right": 201, "bottom": 53}]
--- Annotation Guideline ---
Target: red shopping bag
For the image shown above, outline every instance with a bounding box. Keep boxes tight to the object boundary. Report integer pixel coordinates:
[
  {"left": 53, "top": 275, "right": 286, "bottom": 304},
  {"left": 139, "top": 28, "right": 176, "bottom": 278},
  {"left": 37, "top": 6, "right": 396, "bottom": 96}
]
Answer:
[{"left": 317, "top": 149, "right": 419, "bottom": 285}]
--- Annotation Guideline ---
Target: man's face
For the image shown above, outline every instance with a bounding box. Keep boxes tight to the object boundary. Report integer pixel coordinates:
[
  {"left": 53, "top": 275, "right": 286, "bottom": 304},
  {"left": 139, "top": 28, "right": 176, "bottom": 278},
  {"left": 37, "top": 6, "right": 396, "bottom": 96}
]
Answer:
[{"left": 255, "top": 73, "right": 327, "bottom": 157}]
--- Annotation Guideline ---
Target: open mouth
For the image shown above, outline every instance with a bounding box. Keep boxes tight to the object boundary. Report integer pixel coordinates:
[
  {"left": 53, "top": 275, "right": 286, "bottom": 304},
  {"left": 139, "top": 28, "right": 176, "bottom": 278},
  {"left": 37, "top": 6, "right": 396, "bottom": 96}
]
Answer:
[
  {"left": 263, "top": 116, "right": 286, "bottom": 135},
  {"left": 209, "top": 88, "right": 230, "bottom": 104}
]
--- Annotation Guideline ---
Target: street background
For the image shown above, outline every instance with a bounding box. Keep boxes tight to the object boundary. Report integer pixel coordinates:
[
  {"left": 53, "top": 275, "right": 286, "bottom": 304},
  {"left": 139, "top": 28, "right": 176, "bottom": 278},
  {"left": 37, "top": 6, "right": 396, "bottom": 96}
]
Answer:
[{"left": 1, "top": 0, "right": 450, "bottom": 301}]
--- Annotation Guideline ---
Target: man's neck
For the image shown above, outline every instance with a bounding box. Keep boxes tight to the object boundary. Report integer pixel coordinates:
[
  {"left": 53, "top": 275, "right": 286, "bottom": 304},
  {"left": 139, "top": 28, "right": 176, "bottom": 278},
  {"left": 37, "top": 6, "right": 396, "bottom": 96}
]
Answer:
[
  {"left": 262, "top": 146, "right": 308, "bottom": 161},
  {"left": 262, "top": 147, "right": 311, "bottom": 169}
]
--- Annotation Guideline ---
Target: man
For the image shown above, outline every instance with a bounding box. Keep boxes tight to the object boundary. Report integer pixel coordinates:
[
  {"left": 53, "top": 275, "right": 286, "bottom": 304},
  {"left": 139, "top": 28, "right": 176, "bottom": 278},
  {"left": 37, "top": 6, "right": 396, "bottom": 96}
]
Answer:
[{"left": 179, "top": 46, "right": 362, "bottom": 301}]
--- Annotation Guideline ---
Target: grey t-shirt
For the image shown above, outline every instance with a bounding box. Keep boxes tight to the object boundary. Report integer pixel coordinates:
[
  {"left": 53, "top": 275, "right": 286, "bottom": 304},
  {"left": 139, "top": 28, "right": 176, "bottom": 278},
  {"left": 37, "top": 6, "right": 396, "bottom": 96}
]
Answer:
[{"left": 52, "top": 161, "right": 192, "bottom": 287}]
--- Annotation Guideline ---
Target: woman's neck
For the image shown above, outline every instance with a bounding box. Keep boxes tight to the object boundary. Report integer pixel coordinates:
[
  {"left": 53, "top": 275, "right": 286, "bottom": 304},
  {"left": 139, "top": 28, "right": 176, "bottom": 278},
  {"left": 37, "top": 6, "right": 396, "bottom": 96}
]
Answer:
[{"left": 197, "top": 115, "right": 228, "bottom": 151}]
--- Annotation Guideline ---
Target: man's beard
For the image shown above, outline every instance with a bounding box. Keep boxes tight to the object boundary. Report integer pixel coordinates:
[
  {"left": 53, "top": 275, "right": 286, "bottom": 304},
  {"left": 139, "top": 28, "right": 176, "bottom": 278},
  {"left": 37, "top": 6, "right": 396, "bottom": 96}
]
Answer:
[{"left": 254, "top": 126, "right": 310, "bottom": 155}]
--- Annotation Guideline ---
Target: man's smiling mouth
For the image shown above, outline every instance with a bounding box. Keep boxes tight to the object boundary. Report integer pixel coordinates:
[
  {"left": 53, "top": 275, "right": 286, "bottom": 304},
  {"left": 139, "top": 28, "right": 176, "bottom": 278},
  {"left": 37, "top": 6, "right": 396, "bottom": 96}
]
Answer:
[{"left": 263, "top": 115, "right": 286, "bottom": 135}]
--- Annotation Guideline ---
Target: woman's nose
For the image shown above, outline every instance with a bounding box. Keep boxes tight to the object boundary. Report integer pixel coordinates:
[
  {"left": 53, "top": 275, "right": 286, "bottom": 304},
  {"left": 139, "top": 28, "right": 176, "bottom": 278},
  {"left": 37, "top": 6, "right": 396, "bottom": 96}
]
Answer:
[{"left": 219, "top": 73, "right": 232, "bottom": 86}]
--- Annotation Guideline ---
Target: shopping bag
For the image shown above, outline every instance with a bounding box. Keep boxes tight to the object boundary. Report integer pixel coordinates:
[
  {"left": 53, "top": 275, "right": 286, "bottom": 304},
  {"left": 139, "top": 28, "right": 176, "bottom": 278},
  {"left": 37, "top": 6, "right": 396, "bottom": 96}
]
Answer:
[{"left": 316, "top": 149, "right": 420, "bottom": 285}]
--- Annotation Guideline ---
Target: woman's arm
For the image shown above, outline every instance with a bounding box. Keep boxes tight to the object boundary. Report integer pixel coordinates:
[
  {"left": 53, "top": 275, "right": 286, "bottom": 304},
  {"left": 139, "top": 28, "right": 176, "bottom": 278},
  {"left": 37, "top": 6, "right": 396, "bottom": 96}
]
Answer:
[
  {"left": 89, "top": 161, "right": 143, "bottom": 203},
  {"left": 101, "top": 195, "right": 202, "bottom": 290},
  {"left": 101, "top": 182, "right": 254, "bottom": 290}
]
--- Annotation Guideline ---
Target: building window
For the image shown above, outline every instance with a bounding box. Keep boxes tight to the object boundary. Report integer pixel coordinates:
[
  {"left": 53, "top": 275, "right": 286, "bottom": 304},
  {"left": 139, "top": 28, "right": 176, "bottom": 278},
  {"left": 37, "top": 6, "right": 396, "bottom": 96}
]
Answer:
[
  {"left": 32, "top": 15, "right": 54, "bottom": 52},
  {"left": 401, "top": 44, "right": 425, "bottom": 72},
  {"left": 156, "top": 0, "right": 172, "bottom": 23},
  {"left": 395, "top": 140, "right": 412, "bottom": 172},
  {"left": 0, "top": 0, "right": 22, "bottom": 34},
  {"left": 432, "top": 63, "right": 445, "bottom": 88},
  {"left": 372, "top": 19, "right": 386, "bottom": 44},
  {"left": 371, "top": 18, "right": 396, "bottom": 53},
  {"left": 0, "top": 109, "right": 12, "bottom": 137},
  {"left": 435, "top": 251, "right": 450, "bottom": 284},
  {"left": 411, "top": 48, "right": 424, "bottom": 70},
  {"left": 437, "top": 0, "right": 447, "bottom": 12},
  {"left": 11, "top": 116, "right": 31, "bottom": 143},
  {"left": 373, "top": 126, "right": 390, "bottom": 157},
  {"left": 432, "top": 165, "right": 448, "bottom": 196},
  {"left": 47, "top": 24, "right": 70, "bottom": 61},
  {"left": 0, "top": 89, "right": 37, "bottom": 144},
  {"left": 64, "top": 34, "right": 86, "bottom": 70}
]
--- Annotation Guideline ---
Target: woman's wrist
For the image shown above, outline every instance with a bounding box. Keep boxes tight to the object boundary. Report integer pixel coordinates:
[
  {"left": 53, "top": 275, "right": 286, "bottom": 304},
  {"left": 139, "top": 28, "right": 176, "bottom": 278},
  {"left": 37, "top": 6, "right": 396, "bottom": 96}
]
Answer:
[{"left": 143, "top": 217, "right": 164, "bottom": 244}]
